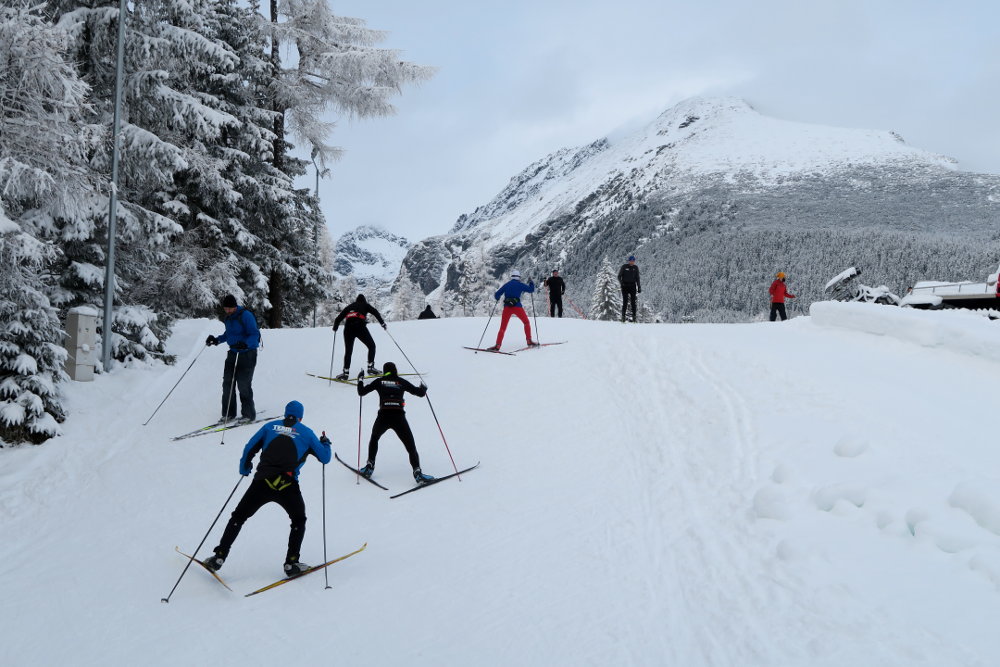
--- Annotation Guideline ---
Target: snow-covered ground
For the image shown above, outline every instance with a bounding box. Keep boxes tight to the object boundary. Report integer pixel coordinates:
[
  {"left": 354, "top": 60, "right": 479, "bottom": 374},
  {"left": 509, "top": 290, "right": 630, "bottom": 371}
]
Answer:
[{"left": 4, "top": 303, "right": 1000, "bottom": 666}]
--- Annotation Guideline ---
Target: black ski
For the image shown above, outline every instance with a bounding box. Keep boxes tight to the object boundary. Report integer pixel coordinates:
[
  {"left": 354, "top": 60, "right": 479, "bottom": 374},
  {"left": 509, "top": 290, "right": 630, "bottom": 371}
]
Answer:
[
  {"left": 334, "top": 453, "right": 389, "bottom": 490},
  {"left": 390, "top": 462, "right": 480, "bottom": 499},
  {"left": 172, "top": 414, "right": 271, "bottom": 441},
  {"left": 511, "top": 341, "right": 567, "bottom": 353},
  {"left": 307, "top": 372, "right": 425, "bottom": 386},
  {"left": 463, "top": 347, "right": 515, "bottom": 355}
]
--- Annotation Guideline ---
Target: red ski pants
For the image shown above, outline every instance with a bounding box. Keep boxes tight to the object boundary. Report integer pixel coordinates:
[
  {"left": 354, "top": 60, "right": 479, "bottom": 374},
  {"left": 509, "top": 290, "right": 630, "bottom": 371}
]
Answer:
[{"left": 496, "top": 306, "right": 531, "bottom": 347}]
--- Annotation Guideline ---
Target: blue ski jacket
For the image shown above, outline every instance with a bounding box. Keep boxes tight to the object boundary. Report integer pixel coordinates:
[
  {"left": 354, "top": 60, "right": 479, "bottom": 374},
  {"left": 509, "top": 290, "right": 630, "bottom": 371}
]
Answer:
[
  {"left": 214, "top": 306, "right": 260, "bottom": 350},
  {"left": 239, "top": 403, "right": 330, "bottom": 480},
  {"left": 494, "top": 279, "right": 535, "bottom": 307}
]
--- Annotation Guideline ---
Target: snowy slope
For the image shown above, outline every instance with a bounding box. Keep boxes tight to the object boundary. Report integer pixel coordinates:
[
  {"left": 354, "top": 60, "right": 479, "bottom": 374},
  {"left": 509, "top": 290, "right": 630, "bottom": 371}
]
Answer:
[{"left": 3, "top": 306, "right": 1000, "bottom": 665}]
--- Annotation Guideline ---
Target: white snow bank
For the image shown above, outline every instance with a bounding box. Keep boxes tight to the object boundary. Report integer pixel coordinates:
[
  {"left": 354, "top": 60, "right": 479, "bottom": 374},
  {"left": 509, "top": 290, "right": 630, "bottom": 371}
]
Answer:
[{"left": 809, "top": 301, "right": 1000, "bottom": 362}]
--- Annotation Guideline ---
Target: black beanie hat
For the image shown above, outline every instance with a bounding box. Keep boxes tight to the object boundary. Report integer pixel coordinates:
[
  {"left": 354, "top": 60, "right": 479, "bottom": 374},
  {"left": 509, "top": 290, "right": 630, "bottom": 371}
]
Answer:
[{"left": 222, "top": 294, "right": 238, "bottom": 308}]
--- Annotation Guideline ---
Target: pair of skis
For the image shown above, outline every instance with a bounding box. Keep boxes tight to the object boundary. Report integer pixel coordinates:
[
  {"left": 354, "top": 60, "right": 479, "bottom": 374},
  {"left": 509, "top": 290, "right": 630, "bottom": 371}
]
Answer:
[
  {"left": 463, "top": 341, "right": 566, "bottom": 356},
  {"left": 306, "top": 372, "right": 425, "bottom": 386},
  {"left": 171, "top": 414, "right": 272, "bottom": 441},
  {"left": 334, "top": 453, "right": 479, "bottom": 499},
  {"left": 174, "top": 543, "right": 367, "bottom": 597}
]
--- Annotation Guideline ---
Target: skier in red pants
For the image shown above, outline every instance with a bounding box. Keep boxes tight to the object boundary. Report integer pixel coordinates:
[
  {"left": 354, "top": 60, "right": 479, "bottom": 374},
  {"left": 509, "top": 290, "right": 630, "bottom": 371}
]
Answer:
[{"left": 488, "top": 270, "right": 536, "bottom": 351}]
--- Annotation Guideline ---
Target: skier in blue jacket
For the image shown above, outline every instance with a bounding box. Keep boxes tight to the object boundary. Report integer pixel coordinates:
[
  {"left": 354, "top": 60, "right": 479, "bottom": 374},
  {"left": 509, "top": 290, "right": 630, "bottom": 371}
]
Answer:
[
  {"left": 205, "top": 294, "right": 260, "bottom": 423},
  {"left": 488, "top": 270, "right": 536, "bottom": 351},
  {"left": 205, "top": 400, "right": 332, "bottom": 576}
]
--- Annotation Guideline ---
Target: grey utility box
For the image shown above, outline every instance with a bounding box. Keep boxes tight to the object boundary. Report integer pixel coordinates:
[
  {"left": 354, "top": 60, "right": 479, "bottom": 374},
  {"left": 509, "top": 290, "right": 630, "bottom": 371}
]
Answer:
[{"left": 65, "top": 307, "right": 98, "bottom": 381}]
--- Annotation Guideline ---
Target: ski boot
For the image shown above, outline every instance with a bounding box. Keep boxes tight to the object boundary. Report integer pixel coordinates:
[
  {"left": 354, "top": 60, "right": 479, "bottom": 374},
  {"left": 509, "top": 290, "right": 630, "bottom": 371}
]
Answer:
[
  {"left": 359, "top": 462, "right": 375, "bottom": 479},
  {"left": 335, "top": 368, "right": 349, "bottom": 381},
  {"left": 367, "top": 363, "right": 378, "bottom": 376},
  {"left": 204, "top": 548, "right": 227, "bottom": 572},
  {"left": 284, "top": 556, "right": 311, "bottom": 576},
  {"left": 413, "top": 468, "right": 435, "bottom": 485},
  {"left": 526, "top": 339, "right": 539, "bottom": 347},
  {"left": 486, "top": 345, "right": 500, "bottom": 352}
]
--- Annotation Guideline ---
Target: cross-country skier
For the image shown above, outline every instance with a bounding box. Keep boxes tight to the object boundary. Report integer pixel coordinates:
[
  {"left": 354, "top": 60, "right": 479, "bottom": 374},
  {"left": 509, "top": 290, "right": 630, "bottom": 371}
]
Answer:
[
  {"left": 204, "top": 400, "right": 331, "bottom": 576},
  {"left": 332, "top": 294, "right": 387, "bottom": 380},
  {"left": 769, "top": 272, "right": 796, "bottom": 321},
  {"left": 205, "top": 294, "right": 260, "bottom": 423},
  {"left": 356, "top": 362, "right": 433, "bottom": 484},
  {"left": 487, "top": 270, "right": 536, "bottom": 351},
  {"left": 618, "top": 256, "right": 641, "bottom": 322},
  {"left": 544, "top": 269, "right": 566, "bottom": 318}
]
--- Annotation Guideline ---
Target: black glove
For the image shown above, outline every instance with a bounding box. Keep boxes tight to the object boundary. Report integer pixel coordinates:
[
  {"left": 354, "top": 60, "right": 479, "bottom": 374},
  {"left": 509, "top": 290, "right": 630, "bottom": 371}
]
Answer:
[
  {"left": 233, "top": 341, "right": 248, "bottom": 350},
  {"left": 205, "top": 336, "right": 216, "bottom": 346},
  {"left": 332, "top": 325, "right": 339, "bottom": 332},
  {"left": 381, "top": 322, "right": 387, "bottom": 330},
  {"left": 319, "top": 434, "right": 331, "bottom": 446},
  {"left": 420, "top": 382, "right": 427, "bottom": 391},
  {"left": 637, "top": 287, "right": 642, "bottom": 293},
  {"left": 357, "top": 370, "right": 365, "bottom": 381}
]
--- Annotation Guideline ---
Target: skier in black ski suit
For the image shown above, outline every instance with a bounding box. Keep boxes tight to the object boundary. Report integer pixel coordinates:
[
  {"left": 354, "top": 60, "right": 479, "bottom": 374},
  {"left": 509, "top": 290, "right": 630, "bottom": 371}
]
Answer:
[
  {"left": 617, "top": 256, "right": 641, "bottom": 322},
  {"left": 332, "top": 294, "right": 386, "bottom": 380},
  {"left": 543, "top": 269, "right": 566, "bottom": 317},
  {"left": 356, "top": 362, "right": 434, "bottom": 484}
]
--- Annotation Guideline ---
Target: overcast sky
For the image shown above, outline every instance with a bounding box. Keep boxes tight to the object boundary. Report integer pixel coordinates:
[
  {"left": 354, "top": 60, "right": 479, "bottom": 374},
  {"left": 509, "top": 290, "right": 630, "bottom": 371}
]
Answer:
[{"left": 307, "top": 0, "right": 1000, "bottom": 243}]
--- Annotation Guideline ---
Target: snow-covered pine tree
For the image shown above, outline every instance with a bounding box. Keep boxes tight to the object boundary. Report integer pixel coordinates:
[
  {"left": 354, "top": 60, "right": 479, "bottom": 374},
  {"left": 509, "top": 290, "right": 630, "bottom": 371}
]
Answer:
[
  {"left": 589, "top": 257, "right": 623, "bottom": 321},
  {"left": 0, "top": 4, "right": 80, "bottom": 443},
  {"left": 260, "top": 0, "right": 433, "bottom": 326}
]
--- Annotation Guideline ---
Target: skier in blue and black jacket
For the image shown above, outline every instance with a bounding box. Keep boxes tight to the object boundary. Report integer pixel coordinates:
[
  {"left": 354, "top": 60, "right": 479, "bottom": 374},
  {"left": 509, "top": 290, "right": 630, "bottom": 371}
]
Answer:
[
  {"left": 205, "top": 400, "right": 332, "bottom": 576},
  {"left": 488, "top": 270, "right": 536, "bottom": 351},
  {"left": 205, "top": 294, "right": 260, "bottom": 423}
]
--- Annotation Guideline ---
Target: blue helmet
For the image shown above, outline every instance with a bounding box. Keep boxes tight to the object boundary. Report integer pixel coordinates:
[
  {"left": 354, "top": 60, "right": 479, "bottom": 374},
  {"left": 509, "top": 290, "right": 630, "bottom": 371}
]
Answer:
[{"left": 284, "top": 400, "right": 304, "bottom": 421}]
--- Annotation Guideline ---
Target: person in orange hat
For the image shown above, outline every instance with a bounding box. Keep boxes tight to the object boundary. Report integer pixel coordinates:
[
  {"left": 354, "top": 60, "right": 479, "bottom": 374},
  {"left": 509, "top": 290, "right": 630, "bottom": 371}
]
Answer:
[{"left": 768, "top": 272, "right": 795, "bottom": 321}]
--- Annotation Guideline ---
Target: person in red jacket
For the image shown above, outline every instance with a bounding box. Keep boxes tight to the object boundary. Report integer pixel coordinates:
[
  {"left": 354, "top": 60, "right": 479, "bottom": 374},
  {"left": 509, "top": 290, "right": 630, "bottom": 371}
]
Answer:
[{"left": 769, "top": 272, "right": 796, "bottom": 321}]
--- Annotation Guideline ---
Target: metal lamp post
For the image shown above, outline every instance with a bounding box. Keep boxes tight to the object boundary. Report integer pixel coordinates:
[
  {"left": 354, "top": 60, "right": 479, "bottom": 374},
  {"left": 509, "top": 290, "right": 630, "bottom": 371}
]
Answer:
[{"left": 101, "top": 0, "right": 128, "bottom": 371}]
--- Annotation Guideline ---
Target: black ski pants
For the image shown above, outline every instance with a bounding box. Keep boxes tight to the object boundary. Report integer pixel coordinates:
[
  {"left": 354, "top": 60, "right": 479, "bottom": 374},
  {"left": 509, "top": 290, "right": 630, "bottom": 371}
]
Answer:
[
  {"left": 549, "top": 295, "right": 563, "bottom": 318},
  {"left": 222, "top": 349, "right": 256, "bottom": 419},
  {"left": 367, "top": 410, "right": 421, "bottom": 471},
  {"left": 342, "top": 325, "right": 376, "bottom": 370},
  {"left": 621, "top": 285, "right": 638, "bottom": 322},
  {"left": 769, "top": 303, "right": 788, "bottom": 321},
  {"left": 216, "top": 476, "right": 307, "bottom": 561}
]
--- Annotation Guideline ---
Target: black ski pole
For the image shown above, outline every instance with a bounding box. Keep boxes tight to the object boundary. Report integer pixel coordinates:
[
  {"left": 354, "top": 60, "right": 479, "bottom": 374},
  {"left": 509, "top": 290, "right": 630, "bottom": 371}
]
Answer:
[
  {"left": 356, "top": 385, "right": 363, "bottom": 484},
  {"left": 529, "top": 284, "right": 541, "bottom": 344},
  {"left": 328, "top": 330, "right": 337, "bottom": 387},
  {"left": 384, "top": 328, "right": 461, "bottom": 478},
  {"left": 321, "top": 457, "right": 331, "bottom": 589},
  {"left": 142, "top": 345, "right": 207, "bottom": 425},
  {"left": 161, "top": 476, "right": 244, "bottom": 603},
  {"left": 219, "top": 351, "right": 240, "bottom": 445},
  {"left": 474, "top": 298, "right": 500, "bottom": 351}
]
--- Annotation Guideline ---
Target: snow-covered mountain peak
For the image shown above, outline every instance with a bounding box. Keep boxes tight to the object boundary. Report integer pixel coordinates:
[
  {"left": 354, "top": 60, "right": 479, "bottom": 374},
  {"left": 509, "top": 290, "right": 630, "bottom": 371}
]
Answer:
[
  {"left": 332, "top": 225, "right": 410, "bottom": 283},
  {"left": 448, "top": 95, "right": 958, "bottom": 247}
]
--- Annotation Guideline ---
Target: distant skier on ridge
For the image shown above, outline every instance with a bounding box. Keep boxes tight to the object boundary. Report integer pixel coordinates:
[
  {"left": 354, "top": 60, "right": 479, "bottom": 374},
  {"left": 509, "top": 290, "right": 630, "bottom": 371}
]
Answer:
[
  {"left": 618, "top": 256, "right": 641, "bottom": 322},
  {"left": 544, "top": 269, "right": 566, "bottom": 318},
  {"left": 769, "top": 271, "right": 796, "bottom": 321},
  {"left": 488, "top": 270, "right": 536, "bottom": 351}
]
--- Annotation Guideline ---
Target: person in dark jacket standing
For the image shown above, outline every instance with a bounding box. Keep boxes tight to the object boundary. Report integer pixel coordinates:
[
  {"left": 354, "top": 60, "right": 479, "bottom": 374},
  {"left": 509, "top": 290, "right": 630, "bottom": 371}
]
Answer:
[
  {"left": 543, "top": 269, "right": 566, "bottom": 317},
  {"left": 488, "top": 270, "right": 536, "bottom": 351},
  {"left": 356, "top": 362, "right": 433, "bottom": 484},
  {"left": 618, "top": 256, "right": 641, "bottom": 322},
  {"left": 417, "top": 305, "right": 438, "bottom": 320},
  {"left": 769, "top": 272, "right": 796, "bottom": 321},
  {"left": 204, "top": 400, "right": 331, "bottom": 575},
  {"left": 205, "top": 294, "right": 260, "bottom": 423},
  {"left": 332, "top": 294, "right": 386, "bottom": 380}
]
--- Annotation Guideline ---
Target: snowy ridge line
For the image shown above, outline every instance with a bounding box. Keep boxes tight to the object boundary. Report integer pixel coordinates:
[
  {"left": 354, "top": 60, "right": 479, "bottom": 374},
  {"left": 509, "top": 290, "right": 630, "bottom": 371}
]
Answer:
[{"left": 809, "top": 301, "right": 1000, "bottom": 364}]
